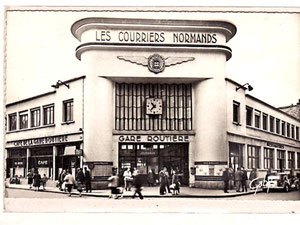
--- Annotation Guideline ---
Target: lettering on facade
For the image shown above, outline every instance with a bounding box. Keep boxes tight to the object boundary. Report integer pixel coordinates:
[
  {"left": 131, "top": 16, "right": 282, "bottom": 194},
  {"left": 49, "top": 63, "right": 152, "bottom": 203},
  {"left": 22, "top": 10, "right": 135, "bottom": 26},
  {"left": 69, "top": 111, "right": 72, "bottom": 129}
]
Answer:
[
  {"left": 267, "top": 142, "right": 284, "bottom": 149},
  {"left": 37, "top": 159, "right": 49, "bottom": 166},
  {"left": 118, "top": 135, "right": 189, "bottom": 143},
  {"left": 96, "top": 30, "right": 218, "bottom": 44},
  {"left": 12, "top": 135, "right": 68, "bottom": 147}
]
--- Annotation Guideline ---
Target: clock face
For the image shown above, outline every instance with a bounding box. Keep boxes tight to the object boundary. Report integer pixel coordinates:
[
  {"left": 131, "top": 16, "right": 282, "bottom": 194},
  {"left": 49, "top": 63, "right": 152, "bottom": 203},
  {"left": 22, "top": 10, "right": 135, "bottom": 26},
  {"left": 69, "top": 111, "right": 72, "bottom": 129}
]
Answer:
[{"left": 146, "top": 98, "right": 163, "bottom": 115}]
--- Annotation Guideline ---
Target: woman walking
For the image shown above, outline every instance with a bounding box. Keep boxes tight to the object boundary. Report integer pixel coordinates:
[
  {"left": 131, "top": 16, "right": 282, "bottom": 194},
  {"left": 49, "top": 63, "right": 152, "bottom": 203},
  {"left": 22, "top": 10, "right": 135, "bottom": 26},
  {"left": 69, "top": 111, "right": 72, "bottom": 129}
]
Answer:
[
  {"left": 33, "top": 169, "right": 41, "bottom": 191},
  {"left": 64, "top": 170, "right": 76, "bottom": 197},
  {"left": 27, "top": 169, "right": 34, "bottom": 189}
]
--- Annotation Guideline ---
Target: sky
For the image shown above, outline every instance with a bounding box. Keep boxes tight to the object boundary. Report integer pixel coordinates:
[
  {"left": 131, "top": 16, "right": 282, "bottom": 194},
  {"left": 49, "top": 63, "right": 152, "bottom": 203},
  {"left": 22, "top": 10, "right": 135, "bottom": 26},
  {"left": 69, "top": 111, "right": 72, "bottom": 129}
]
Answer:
[{"left": 4, "top": 6, "right": 300, "bottom": 109}]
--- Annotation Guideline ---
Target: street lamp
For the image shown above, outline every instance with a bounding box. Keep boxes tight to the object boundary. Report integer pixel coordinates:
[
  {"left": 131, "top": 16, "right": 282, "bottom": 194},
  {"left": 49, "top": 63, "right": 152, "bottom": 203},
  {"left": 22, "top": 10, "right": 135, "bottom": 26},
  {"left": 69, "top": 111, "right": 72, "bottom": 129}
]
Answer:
[
  {"left": 236, "top": 83, "right": 253, "bottom": 92},
  {"left": 51, "top": 80, "right": 70, "bottom": 89}
]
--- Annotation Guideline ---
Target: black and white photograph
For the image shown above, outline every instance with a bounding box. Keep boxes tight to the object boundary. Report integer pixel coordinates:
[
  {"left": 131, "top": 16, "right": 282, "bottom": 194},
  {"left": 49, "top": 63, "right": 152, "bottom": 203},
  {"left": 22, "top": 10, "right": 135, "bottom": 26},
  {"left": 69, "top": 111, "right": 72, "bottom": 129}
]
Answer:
[{"left": 1, "top": 2, "right": 300, "bottom": 222}]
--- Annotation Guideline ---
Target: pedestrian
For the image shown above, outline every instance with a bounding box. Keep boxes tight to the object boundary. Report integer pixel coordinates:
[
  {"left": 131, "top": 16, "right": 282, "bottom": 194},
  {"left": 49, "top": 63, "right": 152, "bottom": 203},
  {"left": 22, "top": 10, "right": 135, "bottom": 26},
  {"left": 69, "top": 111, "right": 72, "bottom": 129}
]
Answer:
[
  {"left": 159, "top": 168, "right": 166, "bottom": 195},
  {"left": 147, "top": 169, "right": 155, "bottom": 187},
  {"left": 222, "top": 167, "right": 230, "bottom": 193},
  {"left": 171, "top": 170, "right": 180, "bottom": 195},
  {"left": 108, "top": 171, "right": 120, "bottom": 199},
  {"left": 249, "top": 168, "right": 258, "bottom": 189},
  {"left": 123, "top": 167, "right": 132, "bottom": 191},
  {"left": 64, "top": 170, "right": 76, "bottom": 197},
  {"left": 27, "top": 169, "right": 34, "bottom": 189},
  {"left": 164, "top": 168, "right": 172, "bottom": 193},
  {"left": 58, "top": 169, "right": 67, "bottom": 191},
  {"left": 234, "top": 167, "right": 243, "bottom": 192},
  {"left": 241, "top": 167, "right": 248, "bottom": 192},
  {"left": 84, "top": 167, "right": 92, "bottom": 193},
  {"left": 228, "top": 166, "right": 234, "bottom": 190},
  {"left": 33, "top": 169, "right": 41, "bottom": 191},
  {"left": 132, "top": 170, "right": 144, "bottom": 200},
  {"left": 75, "top": 168, "right": 85, "bottom": 197},
  {"left": 40, "top": 174, "right": 48, "bottom": 190}
]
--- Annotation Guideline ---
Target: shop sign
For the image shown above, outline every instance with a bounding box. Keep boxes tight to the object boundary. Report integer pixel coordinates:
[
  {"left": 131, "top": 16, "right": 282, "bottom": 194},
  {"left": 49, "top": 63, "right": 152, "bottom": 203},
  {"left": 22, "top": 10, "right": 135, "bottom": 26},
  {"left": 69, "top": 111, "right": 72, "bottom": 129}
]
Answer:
[
  {"left": 95, "top": 30, "right": 218, "bottom": 45},
  {"left": 37, "top": 159, "right": 49, "bottom": 167},
  {"left": 75, "top": 149, "right": 83, "bottom": 156},
  {"left": 137, "top": 150, "right": 157, "bottom": 156},
  {"left": 195, "top": 161, "right": 227, "bottom": 165},
  {"left": 11, "top": 135, "right": 68, "bottom": 147},
  {"left": 267, "top": 142, "right": 284, "bottom": 149},
  {"left": 118, "top": 135, "right": 189, "bottom": 143},
  {"left": 12, "top": 159, "right": 24, "bottom": 167}
]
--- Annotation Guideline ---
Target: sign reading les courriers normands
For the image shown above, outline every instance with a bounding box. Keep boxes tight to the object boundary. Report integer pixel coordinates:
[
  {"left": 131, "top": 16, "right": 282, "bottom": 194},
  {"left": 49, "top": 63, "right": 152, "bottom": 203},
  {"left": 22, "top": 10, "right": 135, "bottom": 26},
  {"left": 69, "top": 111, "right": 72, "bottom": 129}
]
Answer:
[
  {"left": 96, "top": 30, "right": 218, "bottom": 44},
  {"left": 10, "top": 135, "right": 68, "bottom": 147}
]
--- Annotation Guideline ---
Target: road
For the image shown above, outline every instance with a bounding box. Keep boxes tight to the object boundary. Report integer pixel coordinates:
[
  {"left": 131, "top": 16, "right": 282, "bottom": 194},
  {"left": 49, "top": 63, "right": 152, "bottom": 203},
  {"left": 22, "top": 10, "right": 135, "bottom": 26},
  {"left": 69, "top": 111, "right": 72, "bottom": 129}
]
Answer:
[{"left": 3, "top": 188, "right": 300, "bottom": 214}]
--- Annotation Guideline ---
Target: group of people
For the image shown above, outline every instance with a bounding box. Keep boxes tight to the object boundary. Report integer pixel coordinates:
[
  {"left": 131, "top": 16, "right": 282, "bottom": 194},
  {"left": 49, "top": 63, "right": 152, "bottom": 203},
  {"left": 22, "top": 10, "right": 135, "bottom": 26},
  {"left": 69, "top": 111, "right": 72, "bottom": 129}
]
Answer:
[
  {"left": 222, "top": 167, "right": 258, "bottom": 193},
  {"left": 27, "top": 169, "right": 48, "bottom": 191},
  {"left": 159, "top": 167, "right": 181, "bottom": 195},
  {"left": 58, "top": 167, "right": 92, "bottom": 197}
]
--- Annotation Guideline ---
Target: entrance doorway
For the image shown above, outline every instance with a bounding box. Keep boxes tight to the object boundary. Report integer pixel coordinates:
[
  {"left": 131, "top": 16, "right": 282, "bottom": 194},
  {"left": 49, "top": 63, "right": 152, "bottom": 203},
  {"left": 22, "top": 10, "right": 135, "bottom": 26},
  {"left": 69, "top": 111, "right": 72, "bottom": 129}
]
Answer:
[
  {"left": 119, "top": 143, "right": 189, "bottom": 185},
  {"left": 229, "top": 142, "right": 244, "bottom": 171}
]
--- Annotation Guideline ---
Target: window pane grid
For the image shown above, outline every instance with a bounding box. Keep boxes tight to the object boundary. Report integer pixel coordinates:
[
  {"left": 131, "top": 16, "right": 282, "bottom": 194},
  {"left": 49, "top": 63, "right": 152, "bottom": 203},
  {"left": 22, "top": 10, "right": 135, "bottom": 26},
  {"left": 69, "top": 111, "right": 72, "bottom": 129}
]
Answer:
[{"left": 115, "top": 83, "right": 192, "bottom": 131}]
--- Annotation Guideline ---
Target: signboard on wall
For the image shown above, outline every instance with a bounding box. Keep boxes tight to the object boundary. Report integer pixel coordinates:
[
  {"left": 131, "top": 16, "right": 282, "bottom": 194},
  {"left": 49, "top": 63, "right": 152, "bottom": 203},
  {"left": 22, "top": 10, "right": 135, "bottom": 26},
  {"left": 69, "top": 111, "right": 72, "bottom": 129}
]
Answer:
[{"left": 118, "top": 135, "right": 189, "bottom": 143}]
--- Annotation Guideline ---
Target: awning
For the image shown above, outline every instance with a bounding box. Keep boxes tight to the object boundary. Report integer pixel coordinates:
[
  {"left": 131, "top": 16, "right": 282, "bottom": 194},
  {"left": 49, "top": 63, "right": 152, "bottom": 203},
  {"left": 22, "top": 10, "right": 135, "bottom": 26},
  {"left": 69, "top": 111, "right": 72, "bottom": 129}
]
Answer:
[{"left": 64, "top": 146, "right": 76, "bottom": 156}]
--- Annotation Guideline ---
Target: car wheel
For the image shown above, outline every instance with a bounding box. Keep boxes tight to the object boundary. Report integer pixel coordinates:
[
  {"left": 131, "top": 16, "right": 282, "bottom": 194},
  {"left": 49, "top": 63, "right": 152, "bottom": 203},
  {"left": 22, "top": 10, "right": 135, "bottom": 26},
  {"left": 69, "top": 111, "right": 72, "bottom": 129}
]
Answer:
[{"left": 284, "top": 185, "right": 289, "bottom": 192}]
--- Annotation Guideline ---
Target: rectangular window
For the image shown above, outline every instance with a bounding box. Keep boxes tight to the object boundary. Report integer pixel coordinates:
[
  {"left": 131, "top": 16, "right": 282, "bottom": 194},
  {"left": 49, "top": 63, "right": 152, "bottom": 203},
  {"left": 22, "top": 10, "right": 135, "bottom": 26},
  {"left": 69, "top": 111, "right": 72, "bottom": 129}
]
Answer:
[
  {"left": 298, "top": 153, "right": 300, "bottom": 169},
  {"left": 8, "top": 113, "right": 17, "bottom": 131},
  {"left": 276, "top": 119, "right": 280, "bottom": 134},
  {"left": 43, "top": 104, "right": 54, "bottom": 125},
  {"left": 233, "top": 101, "right": 240, "bottom": 123},
  {"left": 291, "top": 125, "right": 295, "bottom": 139},
  {"left": 246, "top": 106, "right": 253, "bottom": 126},
  {"left": 277, "top": 150, "right": 286, "bottom": 170},
  {"left": 30, "top": 108, "right": 40, "bottom": 127},
  {"left": 254, "top": 110, "right": 261, "bottom": 128},
  {"left": 264, "top": 148, "right": 274, "bottom": 169},
  {"left": 287, "top": 123, "right": 290, "bottom": 137},
  {"left": 288, "top": 151, "right": 295, "bottom": 169},
  {"left": 247, "top": 145, "right": 260, "bottom": 169},
  {"left": 63, "top": 99, "right": 74, "bottom": 122},
  {"left": 296, "top": 127, "right": 299, "bottom": 140},
  {"left": 269, "top": 116, "right": 274, "bottom": 132},
  {"left": 262, "top": 113, "right": 268, "bottom": 131},
  {"left": 19, "top": 111, "right": 28, "bottom": 129},
  {"left": 281, "top": 121, "right": 286, "bottom": 136}
]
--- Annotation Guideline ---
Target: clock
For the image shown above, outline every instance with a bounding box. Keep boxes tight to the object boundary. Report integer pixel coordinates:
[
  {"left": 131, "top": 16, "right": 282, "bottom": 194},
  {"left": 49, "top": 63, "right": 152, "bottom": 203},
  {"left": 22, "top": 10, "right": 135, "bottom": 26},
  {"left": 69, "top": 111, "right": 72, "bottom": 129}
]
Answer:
[{"left": 146, "top": 98, "right": 163, "bottom": 115}]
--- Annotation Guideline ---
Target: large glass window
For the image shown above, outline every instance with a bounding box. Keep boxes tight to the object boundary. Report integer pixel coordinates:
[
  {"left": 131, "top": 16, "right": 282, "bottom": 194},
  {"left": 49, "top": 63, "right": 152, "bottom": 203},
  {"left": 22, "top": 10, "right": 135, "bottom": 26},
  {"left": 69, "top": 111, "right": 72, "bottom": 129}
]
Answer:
[
  {"left": 269, "top": 116, "right": 274, "bottom": 132},
  {"left": 296, "top": 127, "right": 299, "bottom": 140},
  {"left": 43, "top": 104, "right": 54, "bottom": 125},
  {"left": 31, "top": 108, "right": 40, "bottom": 127},
  {"left": 8, "top": 113, "right": 17, "bottom": 131},
  {"left": 19, "top": 111, "right": 28, "bottom": 129},
  {"left": 297, "top": 153, "right": 300, "bottom": 169},
  {"left": 254, "top": 110, "right": 261, "bottom": 128},
  {"left": 277, "top": 150, "right": 286, "bottom": 170},
  {"left": 247, "top": 145, "right": 260, "bottom": 169},
  {"left": 264, "top": 148, "right": 274, "bottom": 169},
  {"left": 291, "top": 125, "right": 295, "bottom": 139},
  {"left": 262, "top": 113, "right": 268, "bottom": 130},
  {"left": 115, "top": 83, "right": 192, "bottom": 131},
  {"left": 287, "top": 123, "right": 290, "bottom": 137},
  {"left": 63, "top": 99, "right": 74, "bottom": 122},
  {"left": 246, "top": 106, "right": 253, "bottom": 126},
  {"left": 233, "top": 101, "right": 240, "bottom": 123},
  {"left": 288, "top": 151, "right": 295, "bottom": 169}
]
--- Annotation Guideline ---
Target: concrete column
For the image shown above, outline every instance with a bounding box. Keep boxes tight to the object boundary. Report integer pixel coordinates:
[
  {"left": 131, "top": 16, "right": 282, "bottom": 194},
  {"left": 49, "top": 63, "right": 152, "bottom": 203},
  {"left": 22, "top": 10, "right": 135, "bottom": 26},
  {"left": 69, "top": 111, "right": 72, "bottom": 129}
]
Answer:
[
  {"left": 244, "top": 144, "right": 248, "bottom": 169},
  {"left": 260, "top": 147, "right": 264, "bottom": 169},
  {"left": 53, "top": 146, "right": 57, "bottom": 180},
  {"left": 80, "top": 143, "right": 84, "bottom": 168},
  {"left": 274, "top": 148, "right": 278, "bottom": 170},
  {"left": 285, "top": 150, "right": 289, "bottom": 170},
  {"left": 26, "top": 148, "right": 30, "bottom": 178}
]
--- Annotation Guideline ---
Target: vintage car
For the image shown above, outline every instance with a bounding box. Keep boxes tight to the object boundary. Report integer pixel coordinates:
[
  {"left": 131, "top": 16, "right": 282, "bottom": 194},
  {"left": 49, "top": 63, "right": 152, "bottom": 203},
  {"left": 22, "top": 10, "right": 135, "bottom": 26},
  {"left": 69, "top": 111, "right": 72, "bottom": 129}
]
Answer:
[{"left": 262, "top": 173, "right": 300, "bottom": 192}]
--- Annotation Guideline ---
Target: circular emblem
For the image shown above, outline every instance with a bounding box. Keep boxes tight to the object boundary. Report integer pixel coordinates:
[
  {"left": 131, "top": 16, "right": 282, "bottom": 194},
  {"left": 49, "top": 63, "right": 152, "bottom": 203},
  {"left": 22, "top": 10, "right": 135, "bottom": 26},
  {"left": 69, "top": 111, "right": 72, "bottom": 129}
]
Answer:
[
  {"left": 87, "top": 163, "right": 95, "bottom": 170},
  {"left": 148, "top": 54, "right": 165, "bottom": 74}
]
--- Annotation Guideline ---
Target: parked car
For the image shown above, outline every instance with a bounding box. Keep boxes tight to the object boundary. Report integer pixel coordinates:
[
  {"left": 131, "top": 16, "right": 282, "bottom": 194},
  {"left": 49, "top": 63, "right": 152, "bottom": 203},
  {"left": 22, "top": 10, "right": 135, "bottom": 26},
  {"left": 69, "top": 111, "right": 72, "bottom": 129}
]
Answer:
[{"left": 262, "top": 172, "right": 300, "bottom": 192}]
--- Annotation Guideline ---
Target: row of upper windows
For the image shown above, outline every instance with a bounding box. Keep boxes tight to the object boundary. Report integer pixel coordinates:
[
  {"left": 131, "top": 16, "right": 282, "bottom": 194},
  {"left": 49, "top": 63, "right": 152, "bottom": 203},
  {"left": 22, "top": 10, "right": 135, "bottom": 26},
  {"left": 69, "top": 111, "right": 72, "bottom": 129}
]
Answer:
[
  {"left": 233, "top": 101, "right": 300, "bottom": 140},
  {"left": 6, "top": 99, "right": 74, "bottom": 132},
  {"left": 247, "top": 146, "right": 299, "bottom": 170}
]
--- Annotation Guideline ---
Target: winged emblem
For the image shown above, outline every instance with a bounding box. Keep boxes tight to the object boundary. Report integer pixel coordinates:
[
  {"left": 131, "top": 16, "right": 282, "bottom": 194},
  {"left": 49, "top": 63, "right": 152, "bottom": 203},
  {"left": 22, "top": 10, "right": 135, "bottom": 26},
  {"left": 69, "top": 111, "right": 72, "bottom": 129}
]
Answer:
[{"left": 117, "top": 54, "right": 195, "bottom": 74}]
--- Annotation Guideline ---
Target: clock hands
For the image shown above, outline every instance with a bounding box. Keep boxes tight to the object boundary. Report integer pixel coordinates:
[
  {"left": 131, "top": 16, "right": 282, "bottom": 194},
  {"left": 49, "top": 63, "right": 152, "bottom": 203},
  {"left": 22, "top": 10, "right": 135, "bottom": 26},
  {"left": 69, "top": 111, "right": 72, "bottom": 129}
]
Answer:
[{"left": 150, "top": 102, "right": 157, "bottom": 111}]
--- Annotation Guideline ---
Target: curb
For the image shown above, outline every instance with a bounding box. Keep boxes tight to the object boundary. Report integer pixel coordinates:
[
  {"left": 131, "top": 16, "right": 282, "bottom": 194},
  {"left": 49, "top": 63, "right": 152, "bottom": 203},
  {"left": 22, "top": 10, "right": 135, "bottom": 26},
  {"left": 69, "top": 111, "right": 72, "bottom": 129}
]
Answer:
[{"left": 6, "top": 186, "right": 261, "bottom": 198}]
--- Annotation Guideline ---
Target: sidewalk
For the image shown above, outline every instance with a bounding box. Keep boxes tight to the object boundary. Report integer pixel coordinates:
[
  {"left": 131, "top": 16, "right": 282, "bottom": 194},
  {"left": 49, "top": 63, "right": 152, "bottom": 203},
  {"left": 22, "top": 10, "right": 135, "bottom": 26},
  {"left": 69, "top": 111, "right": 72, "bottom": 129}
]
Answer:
[{"left": 6, "top": 183, "right": 260, "bottom": 198}]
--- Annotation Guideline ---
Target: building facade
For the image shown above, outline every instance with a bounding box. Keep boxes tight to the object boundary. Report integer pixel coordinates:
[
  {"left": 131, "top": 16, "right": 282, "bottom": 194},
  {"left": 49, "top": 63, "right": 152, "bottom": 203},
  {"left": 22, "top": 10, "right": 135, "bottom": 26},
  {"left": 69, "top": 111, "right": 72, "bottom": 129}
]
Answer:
[{"left": 5, "top": 17, "right": 300, "bottom": 188}]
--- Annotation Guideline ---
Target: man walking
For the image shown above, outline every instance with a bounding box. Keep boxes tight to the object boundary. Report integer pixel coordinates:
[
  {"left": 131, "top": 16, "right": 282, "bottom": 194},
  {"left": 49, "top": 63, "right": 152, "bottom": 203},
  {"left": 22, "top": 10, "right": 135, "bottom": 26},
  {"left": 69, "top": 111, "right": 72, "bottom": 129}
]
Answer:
[
  {"left": 235, "top": 167, "right": 243, "bottom": 192},
  {"left": 84, "top": 167, "right": 92, "bottom": 193},
  {"left": 222, "top": 167, "right": 230, "bottom": 193},
  {"left": 241, "top": 167, "right": 248, "bottom": 192},
  {"left": 132, "top": 170, "right": 143, "bottom": 200}
]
